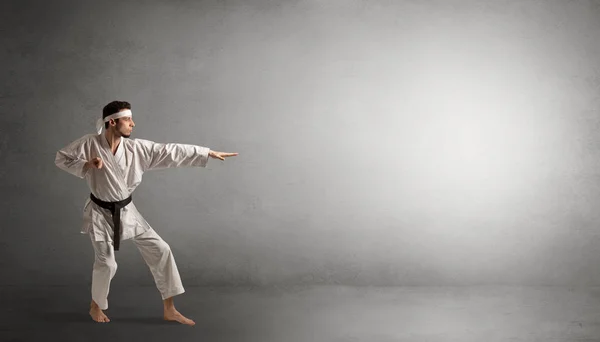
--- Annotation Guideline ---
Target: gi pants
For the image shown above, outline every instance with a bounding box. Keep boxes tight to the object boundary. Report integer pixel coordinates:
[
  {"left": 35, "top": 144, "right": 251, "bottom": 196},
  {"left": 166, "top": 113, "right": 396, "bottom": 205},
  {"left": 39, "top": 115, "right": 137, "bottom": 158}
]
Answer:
[{"left": 89, "top": 228, "right": 185, "bottom": 310}]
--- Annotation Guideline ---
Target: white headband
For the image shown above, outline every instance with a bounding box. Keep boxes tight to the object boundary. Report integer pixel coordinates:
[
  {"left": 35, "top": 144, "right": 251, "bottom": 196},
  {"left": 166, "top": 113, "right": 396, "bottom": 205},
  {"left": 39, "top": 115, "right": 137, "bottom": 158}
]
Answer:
[{"left": 96, "top": 109, "right": 133, "bottom": 135}]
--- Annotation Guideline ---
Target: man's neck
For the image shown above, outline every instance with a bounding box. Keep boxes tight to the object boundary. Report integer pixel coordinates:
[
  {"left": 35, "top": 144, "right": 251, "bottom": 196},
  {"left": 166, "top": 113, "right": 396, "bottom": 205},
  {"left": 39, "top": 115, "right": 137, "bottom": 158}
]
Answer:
[{"left": 104, "top": 130, "right": 121, "bottom": 155}]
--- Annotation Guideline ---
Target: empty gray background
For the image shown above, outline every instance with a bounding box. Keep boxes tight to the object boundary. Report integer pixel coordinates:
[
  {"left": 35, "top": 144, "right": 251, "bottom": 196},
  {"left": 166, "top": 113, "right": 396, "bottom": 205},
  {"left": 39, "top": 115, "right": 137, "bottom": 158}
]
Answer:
[{"left": 2, "top": 0, "right": 600, "bottom": 288}]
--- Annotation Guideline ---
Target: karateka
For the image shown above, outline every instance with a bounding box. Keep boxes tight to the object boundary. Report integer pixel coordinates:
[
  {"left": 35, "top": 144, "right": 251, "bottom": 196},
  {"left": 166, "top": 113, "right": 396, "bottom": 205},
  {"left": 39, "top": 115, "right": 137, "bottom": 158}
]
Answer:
[{"left": 55, "top": 100, "right": 238, "bottom": 325}]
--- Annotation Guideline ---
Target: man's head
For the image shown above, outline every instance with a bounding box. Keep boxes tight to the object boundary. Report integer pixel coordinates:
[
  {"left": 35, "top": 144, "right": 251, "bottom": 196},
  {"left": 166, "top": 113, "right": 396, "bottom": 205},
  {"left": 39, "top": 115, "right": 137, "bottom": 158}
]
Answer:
[{"left": 102, "top": 101, "right": 135, "bottom": 138}]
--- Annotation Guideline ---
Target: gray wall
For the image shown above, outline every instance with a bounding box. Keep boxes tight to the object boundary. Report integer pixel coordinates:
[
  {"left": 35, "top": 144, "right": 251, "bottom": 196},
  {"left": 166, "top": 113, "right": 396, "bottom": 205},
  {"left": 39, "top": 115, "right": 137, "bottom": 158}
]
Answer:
[{"left": 2, "top": 0, "right": 600, "bottom": 287}]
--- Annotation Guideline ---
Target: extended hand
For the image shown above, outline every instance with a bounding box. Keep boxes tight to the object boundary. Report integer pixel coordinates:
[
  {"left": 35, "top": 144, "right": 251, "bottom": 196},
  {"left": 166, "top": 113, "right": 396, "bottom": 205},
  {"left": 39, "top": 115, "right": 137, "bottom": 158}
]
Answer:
[
  {"left": 209, "top": 150, "right": 239, "bottom": 161},
  {"left": 87, "top": 157, "right": 103, "bottom": 169}
]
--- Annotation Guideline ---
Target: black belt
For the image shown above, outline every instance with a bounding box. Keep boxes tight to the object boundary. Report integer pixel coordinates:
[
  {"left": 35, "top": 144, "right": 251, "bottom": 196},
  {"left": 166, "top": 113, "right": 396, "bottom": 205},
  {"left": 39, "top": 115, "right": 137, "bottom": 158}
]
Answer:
[{"left": 90, "top": 193, "right": 132, "bottom": 251}]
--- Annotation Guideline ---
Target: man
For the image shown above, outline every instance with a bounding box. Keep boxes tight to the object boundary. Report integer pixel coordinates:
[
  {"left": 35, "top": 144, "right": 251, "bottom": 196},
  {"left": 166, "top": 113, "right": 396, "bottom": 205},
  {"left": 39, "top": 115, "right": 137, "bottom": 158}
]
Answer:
[{"left": 55, "top": 100, "right": 238, "bottom": 326}]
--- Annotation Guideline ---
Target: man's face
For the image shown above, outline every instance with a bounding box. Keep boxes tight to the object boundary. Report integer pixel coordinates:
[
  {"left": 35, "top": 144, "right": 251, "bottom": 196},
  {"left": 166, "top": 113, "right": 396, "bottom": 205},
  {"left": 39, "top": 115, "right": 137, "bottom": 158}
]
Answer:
[{"left": 112, "top": 116, "right": 135, "bottom": 138}]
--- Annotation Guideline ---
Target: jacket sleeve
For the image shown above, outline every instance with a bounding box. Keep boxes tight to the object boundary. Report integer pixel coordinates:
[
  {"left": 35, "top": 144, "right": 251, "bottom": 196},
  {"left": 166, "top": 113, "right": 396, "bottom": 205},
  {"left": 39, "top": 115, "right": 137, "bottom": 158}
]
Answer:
[
  {"left": 54, "top": 136, "right": 91, "bottom": 179},
  {"left": 134, "top": 138, "right": 210, "bottom": 172}
]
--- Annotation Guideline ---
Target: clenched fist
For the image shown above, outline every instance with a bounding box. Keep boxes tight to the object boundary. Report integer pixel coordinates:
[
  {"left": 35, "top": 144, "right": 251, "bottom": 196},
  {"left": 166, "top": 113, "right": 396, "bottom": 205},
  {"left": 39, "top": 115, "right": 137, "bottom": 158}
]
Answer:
[{"left": 87, "top": 157, "right": 103, "bottom": 169}]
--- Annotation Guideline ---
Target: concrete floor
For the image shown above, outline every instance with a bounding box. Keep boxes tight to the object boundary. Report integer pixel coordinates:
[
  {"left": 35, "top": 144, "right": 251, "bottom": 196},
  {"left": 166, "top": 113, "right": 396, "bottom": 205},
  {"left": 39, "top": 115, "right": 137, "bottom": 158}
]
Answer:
[{"left": 2, "top": 285, "right": 600, "bottom": 341}]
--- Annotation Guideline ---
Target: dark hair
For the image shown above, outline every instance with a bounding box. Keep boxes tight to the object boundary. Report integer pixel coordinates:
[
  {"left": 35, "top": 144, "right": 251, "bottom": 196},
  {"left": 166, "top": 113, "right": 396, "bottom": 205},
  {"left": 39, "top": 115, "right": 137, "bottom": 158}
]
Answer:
[{"left": 103, "top": 101, "right": 131, "bottom": 129}]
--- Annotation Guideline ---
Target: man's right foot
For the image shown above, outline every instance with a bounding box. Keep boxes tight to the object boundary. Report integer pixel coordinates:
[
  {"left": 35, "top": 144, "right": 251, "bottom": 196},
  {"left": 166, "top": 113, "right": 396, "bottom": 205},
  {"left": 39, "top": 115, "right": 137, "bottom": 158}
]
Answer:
[{"left": 90, "top": 300, "right": 110, "bottom": 323}]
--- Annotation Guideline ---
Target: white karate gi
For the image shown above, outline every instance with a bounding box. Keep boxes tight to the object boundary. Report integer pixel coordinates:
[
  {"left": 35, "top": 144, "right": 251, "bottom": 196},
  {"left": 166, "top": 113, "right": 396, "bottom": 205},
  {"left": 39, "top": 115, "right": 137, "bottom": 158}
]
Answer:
[{"left": 55, "top": 132, "right": 210, "bottom": 310}]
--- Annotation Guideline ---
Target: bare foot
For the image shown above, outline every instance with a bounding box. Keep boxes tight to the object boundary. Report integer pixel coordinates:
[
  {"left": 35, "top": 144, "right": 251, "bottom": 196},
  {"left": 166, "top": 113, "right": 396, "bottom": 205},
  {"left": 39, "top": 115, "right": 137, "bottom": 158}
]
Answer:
[
  {"left": 164, "top": 308, "right": 195, "bottom": 326},
  {"left": 89, "top": 300, "right": 110, "bottom": 323}
]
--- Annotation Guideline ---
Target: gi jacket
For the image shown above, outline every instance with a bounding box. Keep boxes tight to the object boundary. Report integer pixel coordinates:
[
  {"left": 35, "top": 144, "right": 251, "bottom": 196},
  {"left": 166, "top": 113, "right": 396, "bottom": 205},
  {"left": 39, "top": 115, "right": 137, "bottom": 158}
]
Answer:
[{"left": 55, "top": 132, "right": 210, "bottom": 242}]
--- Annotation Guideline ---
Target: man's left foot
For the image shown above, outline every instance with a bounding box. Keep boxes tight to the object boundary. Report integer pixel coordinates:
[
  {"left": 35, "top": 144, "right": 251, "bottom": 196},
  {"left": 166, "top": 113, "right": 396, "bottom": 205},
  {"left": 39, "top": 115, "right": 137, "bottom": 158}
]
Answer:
[{"left": 164, "top": 308, "right": 195, "bottom": 326}]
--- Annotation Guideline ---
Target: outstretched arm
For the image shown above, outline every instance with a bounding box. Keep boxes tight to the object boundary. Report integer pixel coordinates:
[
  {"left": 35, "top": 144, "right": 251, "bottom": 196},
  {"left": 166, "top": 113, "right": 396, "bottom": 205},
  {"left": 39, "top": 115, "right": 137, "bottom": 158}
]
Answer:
[
  {"left": 136, "top": 139, "right": 212, "bottom": 172},
  {"left": 55, "top": 136, "right": 92, "bottom": 178}
]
